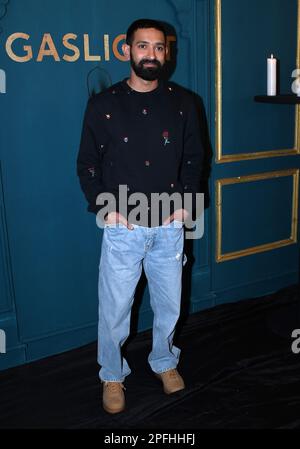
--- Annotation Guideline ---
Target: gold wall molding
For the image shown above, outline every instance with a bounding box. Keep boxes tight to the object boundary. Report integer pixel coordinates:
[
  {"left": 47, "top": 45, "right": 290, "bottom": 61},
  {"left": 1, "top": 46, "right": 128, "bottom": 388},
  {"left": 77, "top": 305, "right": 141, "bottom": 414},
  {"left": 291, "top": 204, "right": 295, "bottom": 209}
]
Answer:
[
  {"left": 215, "top": 0, "right": 300, "bottom": 163},
  {"left": 216, "top": 169, "right": 299, "bottom": 262}
]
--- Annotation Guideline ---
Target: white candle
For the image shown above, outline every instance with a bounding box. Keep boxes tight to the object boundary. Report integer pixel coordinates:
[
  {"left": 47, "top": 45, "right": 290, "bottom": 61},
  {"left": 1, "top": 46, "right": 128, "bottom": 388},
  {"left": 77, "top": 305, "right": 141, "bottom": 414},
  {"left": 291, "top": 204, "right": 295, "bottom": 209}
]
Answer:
[{"left": 267, "top": 54, "right": 277, "bottom": 96}]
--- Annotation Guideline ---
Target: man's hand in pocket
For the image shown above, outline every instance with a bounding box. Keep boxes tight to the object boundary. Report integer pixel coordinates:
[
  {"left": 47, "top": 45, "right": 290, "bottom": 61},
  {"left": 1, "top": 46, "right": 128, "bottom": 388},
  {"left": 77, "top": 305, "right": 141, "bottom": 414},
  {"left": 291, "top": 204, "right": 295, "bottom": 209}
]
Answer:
[{"left": 104, "top": 212, "right": 134, "bottom": 230}]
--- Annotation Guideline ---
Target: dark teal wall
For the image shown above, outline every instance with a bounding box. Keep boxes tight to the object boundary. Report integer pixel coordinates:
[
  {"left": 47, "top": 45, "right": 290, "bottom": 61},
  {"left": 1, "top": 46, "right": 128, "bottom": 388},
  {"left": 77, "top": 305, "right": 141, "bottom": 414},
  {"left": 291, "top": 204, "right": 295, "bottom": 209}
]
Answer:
[
  {"left": 211, "top": 0, "right": 300, "bottom": 299},
  {"left": 0, "top": 0, "right": 299, "bottom": 371},
  {"left": 222, "top": 0, "right": 297, "bottom": 152}
]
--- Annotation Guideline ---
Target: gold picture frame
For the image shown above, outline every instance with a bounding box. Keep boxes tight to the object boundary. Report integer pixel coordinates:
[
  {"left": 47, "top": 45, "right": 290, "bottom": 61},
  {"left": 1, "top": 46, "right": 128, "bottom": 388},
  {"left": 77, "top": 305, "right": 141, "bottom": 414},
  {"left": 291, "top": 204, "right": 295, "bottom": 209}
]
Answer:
[
  {"left": 215, "top": 0, "right": 300, "bottom": 162},
  {"left": 215, "top": 169, "right": 299, "bottom": 262}
]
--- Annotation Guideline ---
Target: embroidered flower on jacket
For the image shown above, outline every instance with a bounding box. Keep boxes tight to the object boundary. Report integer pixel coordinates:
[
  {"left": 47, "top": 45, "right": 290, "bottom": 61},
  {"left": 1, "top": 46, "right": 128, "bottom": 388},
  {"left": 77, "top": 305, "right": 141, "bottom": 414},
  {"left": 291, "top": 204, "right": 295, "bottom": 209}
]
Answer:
[
  {"left": 162, "top": 130, "right": 170, "bottom": 146},
  {"left": 88, "top": 167, "right": 96, "bottom": 177}
]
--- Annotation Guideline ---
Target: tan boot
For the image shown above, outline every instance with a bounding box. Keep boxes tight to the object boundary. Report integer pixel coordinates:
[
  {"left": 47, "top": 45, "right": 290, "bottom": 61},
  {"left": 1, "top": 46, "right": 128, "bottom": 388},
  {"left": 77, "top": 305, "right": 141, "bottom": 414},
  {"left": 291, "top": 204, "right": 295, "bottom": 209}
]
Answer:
[
  {"left": 102, "top": 381, "right": 125, "bottom": 414},
  {"left": 156, "top": 369, "right": 185, "bottom": 394}
]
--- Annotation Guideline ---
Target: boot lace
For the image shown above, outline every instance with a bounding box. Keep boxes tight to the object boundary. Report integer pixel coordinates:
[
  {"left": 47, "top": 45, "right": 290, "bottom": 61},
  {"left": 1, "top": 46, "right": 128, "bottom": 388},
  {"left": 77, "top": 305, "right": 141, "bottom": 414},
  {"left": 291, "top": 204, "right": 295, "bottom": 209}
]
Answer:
[
  {"left": 104, "top": 382, "right": 125, "bottom": 392},
  {"left": 167, "top": 369, "right": 179, "bottom": 379}
]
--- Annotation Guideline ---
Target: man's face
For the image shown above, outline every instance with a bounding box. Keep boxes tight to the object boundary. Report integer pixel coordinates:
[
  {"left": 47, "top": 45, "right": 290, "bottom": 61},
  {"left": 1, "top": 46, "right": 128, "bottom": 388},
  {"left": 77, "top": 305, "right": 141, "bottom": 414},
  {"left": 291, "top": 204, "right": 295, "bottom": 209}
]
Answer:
[{"left": 129, "top": 28, "right": 167, "bottom": 81}]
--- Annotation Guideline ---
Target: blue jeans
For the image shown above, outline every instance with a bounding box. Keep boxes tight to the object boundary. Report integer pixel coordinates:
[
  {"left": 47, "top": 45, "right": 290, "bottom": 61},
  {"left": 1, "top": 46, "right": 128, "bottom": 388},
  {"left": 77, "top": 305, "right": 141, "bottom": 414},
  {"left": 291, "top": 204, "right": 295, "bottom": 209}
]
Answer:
[{"left": 97, "top": 221, "right": 186, "bottom": 382}]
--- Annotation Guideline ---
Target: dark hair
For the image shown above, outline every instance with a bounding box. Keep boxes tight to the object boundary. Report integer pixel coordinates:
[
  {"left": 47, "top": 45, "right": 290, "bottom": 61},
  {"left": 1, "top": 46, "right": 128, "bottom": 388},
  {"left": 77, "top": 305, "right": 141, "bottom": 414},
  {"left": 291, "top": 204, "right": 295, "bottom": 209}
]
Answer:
[{"left": 126, "top": 19, "right": 167, "bottom": 45}]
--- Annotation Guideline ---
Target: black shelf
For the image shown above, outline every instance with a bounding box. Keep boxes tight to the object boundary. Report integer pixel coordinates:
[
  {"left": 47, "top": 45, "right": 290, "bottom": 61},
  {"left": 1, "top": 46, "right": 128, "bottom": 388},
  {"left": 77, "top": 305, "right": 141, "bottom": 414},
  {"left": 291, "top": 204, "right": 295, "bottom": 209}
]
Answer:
[{"left": 254, "top": 94, "right": 300, "bottom": 104}]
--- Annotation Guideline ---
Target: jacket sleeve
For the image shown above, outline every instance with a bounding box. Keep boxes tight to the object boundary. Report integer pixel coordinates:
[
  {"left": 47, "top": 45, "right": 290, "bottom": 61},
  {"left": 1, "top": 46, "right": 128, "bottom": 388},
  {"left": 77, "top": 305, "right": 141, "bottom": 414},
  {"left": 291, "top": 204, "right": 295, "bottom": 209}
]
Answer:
[
  {"left": 76, "top": 98, "right": 108, "bottom": 215},
  {"left": 179, "top": 95, "right": 204, "bottom": 216}
]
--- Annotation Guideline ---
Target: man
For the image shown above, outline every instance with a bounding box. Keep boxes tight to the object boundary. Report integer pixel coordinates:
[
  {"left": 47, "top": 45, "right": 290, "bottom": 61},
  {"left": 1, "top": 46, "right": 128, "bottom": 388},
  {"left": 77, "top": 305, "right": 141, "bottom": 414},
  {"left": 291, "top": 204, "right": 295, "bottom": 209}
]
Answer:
[{"left": 77, "top": 18, "right": 204, "bottom": 414}]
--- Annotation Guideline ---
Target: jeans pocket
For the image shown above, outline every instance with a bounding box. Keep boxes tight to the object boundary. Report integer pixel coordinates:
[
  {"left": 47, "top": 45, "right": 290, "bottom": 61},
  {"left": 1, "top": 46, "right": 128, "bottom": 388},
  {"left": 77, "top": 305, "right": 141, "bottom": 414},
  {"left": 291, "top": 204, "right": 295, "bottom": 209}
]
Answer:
[{"left": 105, "top": 222, "right": 129, "bottom": 229}]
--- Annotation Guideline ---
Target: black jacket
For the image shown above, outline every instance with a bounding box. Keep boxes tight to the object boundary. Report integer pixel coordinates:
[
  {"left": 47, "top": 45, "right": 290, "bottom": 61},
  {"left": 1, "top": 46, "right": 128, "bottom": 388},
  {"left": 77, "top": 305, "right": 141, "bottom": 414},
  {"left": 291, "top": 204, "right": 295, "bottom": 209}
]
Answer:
[{"left": 77, "top": 78, "right": 204, "bottom": 225}]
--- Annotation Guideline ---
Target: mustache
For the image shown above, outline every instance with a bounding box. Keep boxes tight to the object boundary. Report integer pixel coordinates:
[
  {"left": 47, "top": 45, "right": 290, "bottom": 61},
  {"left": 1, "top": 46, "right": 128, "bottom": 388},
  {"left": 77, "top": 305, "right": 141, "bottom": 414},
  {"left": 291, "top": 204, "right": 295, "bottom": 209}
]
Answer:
[{"left": 139, "top": 59, "right": 161, "bottom": 67}]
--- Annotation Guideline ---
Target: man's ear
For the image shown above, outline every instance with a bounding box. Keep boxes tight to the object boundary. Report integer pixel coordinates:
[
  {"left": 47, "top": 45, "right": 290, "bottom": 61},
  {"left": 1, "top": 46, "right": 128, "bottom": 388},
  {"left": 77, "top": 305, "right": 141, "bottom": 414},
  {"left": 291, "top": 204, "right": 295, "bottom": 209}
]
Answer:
[{"left": 122, "top": 43, "right": 130, "bottom": 61}]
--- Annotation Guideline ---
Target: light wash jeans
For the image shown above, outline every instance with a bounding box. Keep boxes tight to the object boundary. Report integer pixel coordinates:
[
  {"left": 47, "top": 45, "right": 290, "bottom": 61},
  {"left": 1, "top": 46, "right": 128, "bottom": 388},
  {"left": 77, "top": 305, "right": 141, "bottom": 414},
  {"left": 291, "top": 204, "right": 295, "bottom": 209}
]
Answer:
[{"left": 97, "top": 220, "right": 186, "bottom": 382}]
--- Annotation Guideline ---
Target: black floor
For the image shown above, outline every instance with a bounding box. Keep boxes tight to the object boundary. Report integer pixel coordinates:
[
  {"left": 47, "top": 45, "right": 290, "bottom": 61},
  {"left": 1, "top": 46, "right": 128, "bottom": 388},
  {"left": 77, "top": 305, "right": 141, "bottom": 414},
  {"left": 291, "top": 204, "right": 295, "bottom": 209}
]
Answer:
[{"left": 0, "top": 283, "right": 300, "bottom": 429}]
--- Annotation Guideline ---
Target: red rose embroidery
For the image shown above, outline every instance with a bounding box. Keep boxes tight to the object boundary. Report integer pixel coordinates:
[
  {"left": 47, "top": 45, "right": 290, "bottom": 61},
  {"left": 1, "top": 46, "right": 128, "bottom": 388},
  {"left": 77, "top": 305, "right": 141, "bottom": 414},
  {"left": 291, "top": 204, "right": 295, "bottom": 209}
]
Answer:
[{"left": 162, "top": 130, "right": 170, "bottom": 146}]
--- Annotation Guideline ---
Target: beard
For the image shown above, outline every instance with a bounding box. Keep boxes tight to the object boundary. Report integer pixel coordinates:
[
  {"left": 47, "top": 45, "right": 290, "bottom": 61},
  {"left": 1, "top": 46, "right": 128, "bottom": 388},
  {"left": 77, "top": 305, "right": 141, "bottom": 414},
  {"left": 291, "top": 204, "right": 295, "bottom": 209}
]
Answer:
[{"left": 130, "top": 54, "right": 164, "bottom": 81}]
